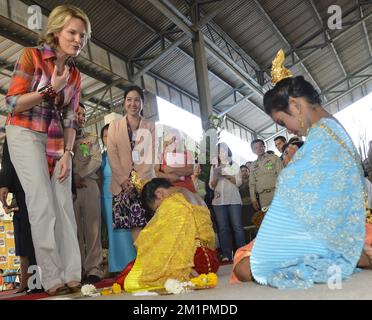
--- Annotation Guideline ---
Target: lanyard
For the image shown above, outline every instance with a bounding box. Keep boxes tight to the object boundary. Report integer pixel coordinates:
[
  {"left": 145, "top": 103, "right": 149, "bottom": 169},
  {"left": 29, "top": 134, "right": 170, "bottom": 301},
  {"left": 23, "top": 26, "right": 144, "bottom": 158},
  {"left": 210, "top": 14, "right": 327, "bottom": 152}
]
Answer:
[{"left": 126, "top": 117, "right": 141, "bottom": 151}]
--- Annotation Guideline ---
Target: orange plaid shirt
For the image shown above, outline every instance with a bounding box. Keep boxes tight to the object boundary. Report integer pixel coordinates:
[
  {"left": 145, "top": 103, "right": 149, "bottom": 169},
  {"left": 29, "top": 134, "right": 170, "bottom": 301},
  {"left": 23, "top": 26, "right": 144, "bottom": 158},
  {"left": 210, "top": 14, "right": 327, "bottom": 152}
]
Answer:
[{"left": 6, "top": 44, "right": 80, "bottom": 135}]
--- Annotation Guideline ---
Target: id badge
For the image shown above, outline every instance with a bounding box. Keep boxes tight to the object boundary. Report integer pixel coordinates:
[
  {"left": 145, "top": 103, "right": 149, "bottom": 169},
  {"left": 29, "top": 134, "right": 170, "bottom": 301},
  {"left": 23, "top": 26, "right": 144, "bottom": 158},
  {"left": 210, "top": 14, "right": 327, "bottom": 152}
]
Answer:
[{"left": 132, "top": 150, "right": 140, "bottom": 163}]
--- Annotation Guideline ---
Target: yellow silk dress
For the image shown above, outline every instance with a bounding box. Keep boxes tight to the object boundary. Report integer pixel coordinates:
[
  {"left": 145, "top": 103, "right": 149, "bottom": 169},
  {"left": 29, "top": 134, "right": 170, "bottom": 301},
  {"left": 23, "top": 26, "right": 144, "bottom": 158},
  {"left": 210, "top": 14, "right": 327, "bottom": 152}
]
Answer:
[{"left": 124, "top": 192, "right": 215, "bottom": 293}]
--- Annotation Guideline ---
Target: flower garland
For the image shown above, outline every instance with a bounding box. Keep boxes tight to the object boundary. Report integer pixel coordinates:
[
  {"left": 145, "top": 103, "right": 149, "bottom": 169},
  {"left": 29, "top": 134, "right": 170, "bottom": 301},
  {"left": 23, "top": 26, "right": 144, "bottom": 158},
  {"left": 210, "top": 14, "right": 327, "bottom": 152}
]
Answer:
[
  {"left": 80, "top": 274, "right": 218, "bottom": 297},
  {"left": 190, "top": 272, "right": 218, "bottom": 288},
  {"left": 164, "top": 272, "right": 218, "bottom": 295},
  {"left": 80, "top": 283, "right": 122, "bottom": 297},
  {"left": 81, "top": 284, "right": 99, "bottom": 297},
  {"left": 164, "top": 279, "right": 194, "bottom": 295}
]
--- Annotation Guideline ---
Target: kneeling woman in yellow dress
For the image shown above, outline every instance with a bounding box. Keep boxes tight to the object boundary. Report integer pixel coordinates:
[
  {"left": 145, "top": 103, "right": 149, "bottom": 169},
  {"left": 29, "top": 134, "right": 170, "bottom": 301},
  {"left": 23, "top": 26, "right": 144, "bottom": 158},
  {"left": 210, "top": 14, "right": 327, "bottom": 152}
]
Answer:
[{"left": 122, "top": 178, "right": 218, "bottom": 293}]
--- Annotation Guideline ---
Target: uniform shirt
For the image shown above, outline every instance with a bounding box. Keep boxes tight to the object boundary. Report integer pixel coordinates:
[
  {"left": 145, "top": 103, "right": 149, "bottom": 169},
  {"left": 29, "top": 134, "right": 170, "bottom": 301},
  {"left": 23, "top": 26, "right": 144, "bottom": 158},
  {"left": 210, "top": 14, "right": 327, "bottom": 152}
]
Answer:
[
  {"left": 249, "top": 152, "right": 283, "bottom": 203},
  {"left": 73, "top": 130, "right": 102, "bottom": 180},
  {"left": 6, "top": 45, "right": 80, "bottom": 158},
  {"left": 239, "top": 176, "right": 252, "bottom": 206},
  {"left": 208, "top": 163, "right": 242, "bottom": 206}
]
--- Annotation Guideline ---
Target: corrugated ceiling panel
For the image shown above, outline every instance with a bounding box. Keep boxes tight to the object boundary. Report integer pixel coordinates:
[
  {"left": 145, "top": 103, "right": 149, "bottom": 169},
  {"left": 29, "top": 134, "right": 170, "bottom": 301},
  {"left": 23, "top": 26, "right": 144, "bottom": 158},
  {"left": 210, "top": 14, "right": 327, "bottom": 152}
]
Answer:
[{"left": 261, "top": 0, "right": 320, "bottom": 48}]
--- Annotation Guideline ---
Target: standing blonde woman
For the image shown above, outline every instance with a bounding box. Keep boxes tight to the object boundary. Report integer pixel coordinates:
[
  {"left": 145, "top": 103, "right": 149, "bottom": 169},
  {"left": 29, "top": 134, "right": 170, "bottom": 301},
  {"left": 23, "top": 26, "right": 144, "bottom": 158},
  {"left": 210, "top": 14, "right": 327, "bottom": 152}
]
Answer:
[
  {"left": 5, "top": 5, "right": 91, "bottom": 296},
  {"left": 107, "top": 86, "right": 156, "bottom": 242}
]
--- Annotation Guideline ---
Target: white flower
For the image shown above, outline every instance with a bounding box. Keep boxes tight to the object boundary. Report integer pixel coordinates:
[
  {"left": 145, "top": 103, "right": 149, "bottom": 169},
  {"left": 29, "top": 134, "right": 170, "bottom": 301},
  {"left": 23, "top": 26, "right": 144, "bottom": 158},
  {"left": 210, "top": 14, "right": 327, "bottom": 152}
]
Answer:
[
  {"left": 81, "top": 284, "right": 98, "bottom": 296},
  {"left": 164, "top": 279, "right": 194, "bottom": 295}
]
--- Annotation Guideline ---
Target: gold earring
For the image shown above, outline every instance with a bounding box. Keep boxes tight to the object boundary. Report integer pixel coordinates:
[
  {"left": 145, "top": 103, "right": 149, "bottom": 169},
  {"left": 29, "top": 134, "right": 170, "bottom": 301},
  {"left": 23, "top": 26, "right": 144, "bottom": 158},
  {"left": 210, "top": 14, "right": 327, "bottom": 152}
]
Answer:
[
  {"left": 297, "top": 104, "right": 304, "bottom": 128},
  {"left": 299, "top": 117, "right": 304, "bottom": 128}
]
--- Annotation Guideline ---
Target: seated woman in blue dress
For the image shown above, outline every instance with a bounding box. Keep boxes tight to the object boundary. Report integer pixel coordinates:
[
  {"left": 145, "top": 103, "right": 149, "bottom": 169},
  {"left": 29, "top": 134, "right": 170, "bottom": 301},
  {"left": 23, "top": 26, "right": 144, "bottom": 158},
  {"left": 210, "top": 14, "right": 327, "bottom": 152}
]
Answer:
[{"left": 230, "top": 50, "right": 372, "bottom": 289}]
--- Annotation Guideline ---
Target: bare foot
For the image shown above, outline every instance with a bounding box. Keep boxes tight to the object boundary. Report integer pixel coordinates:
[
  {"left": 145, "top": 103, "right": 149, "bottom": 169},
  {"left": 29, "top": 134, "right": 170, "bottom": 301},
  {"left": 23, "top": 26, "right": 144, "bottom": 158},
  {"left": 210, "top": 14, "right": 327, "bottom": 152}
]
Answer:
[
  {"left": 357, "top": 244, "right": 372, "bottom": 269},
  {"left": 66, "top": 280, "right": 81, "bottom": 288},
  {"left": 233, "top": 256, "right": 252, "bottom": 282}
]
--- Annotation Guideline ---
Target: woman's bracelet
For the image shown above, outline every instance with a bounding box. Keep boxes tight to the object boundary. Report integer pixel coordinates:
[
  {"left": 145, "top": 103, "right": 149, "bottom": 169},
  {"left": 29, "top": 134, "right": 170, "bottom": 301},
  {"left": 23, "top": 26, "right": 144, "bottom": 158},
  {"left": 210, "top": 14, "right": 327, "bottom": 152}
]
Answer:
[{"left": 38, "top": 84, "right": 57, "bottom": 101}]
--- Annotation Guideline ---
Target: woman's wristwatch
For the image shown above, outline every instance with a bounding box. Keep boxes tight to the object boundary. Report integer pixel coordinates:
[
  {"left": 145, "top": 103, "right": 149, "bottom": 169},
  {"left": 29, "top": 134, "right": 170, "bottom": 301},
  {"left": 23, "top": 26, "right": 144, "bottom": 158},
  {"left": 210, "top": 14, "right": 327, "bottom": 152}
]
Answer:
[{"left": 65, "top": 149, "right": 74, "bottom": 158}]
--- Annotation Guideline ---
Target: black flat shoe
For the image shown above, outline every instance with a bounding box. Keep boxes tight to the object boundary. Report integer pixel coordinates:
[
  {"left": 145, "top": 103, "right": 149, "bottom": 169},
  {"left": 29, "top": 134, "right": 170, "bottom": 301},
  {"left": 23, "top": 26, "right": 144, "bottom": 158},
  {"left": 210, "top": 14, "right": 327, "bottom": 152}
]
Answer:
[
  {"left": 14, "top": 286, "right": 28, "bottom": 294},
  {"left": 84, "top": 275, "right": 102, "bottom": 284},
  {"left": 26, "top": 288, "right": 45, "bottom": 295}
]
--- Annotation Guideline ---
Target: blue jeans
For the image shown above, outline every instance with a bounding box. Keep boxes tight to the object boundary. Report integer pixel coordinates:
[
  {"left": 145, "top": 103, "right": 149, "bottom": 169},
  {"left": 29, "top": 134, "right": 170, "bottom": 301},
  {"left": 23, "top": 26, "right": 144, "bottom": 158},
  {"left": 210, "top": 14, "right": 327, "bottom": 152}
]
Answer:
[{"left": 213, "top": 204, "right": 246, "bottom": 260}]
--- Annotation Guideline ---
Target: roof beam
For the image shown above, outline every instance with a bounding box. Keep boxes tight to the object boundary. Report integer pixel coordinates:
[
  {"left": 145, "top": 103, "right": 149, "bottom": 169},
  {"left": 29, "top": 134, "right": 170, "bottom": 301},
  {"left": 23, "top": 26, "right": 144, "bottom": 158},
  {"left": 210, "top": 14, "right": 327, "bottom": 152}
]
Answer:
[
  {"left": 258, "top": 123, "right": 278, "bottom": 136},
  {"left": 287, "top": 9, "right": 372, "bottom": 70},
  {"left": 309, "top": 0, "right": 347, "bottom": 78},
  {"left": 253, "top": 0, "right": 324, "bottom": 99},
  {"left": 212, "top": 85, "right": 246, "bottom": 106},
  {"left": 148, "top": 0, "right": 265, "bottom": 105},
  {"left": 84, "top": 0, "right": 226, "bottom": 98},
  {"left": 323, "top": 75, "right": 372, "bottom": 107},
  {"left": 357, "top": 0, "right": 372, "bottom": 59},
  {"left": 131, "top": 34, "right": 188, "bottom": 82},
  {"left": 119, "top": 0, "right": 266, "bottom": 121},
  {"left": 259, "top": 2, "right": 372, "bottom": 76},
  {"left": 12, "top": 0, "right": 253, "bottom": 131},
  {"left": 322, "top": 60, "right": 372, "bottom": 95},
  {"left": 217, "top": 92, "right": 255, "bottom": 117},
  {"left": 146, "top": 0, "right": 194, "bottom": 38}
]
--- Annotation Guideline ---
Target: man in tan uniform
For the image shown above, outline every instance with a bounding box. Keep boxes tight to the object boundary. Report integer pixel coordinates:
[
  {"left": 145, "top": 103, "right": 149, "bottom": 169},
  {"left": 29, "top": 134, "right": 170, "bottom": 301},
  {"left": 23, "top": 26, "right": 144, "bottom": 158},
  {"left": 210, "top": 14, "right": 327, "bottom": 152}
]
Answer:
[
  {"left": 73, "top": 103, "right": 103, "bottom": 284},
  {"left": 249, "top": 139, "right": 283, "bottom": 211}
]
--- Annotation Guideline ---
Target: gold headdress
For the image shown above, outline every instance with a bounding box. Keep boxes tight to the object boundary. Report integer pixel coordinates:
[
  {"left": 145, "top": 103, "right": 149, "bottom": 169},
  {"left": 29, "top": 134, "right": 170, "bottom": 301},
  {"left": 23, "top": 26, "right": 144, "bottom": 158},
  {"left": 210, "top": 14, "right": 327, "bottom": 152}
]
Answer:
[
  {"left": 130, "top": 171, "right": 147, "bottom": 193},
  {"left": 271, "top": 49, "right": 292, "bottom": 85}
]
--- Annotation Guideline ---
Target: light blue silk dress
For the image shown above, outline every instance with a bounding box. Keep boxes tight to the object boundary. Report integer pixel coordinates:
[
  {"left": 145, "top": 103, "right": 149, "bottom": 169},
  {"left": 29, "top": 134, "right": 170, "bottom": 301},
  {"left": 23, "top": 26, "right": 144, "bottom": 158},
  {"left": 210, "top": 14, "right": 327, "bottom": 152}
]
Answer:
[
  {"left": 250, "top": 118, "right": 365, "bottom": 289},
  {"left": 101, "top": 151, "right": 136, "bottom": 272}
]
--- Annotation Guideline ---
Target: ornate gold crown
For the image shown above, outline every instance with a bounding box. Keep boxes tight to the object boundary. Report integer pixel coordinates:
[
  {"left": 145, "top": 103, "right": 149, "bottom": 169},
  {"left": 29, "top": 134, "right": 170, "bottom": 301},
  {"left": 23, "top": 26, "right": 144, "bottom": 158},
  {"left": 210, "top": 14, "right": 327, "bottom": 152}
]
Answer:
[
  {"left": 131, "top": 171, "right": 147, "bottom": 193},
  {"left": 271, "top": 49, "right": 293, "bottom": 85}
]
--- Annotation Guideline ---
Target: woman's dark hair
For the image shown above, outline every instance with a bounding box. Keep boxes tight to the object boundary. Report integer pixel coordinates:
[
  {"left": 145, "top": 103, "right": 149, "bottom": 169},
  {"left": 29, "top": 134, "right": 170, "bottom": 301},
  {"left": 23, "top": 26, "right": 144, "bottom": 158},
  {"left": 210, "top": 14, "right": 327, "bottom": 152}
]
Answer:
[
  {"left": 141, "top": 178, "right": 173, "bottom": 216},
  {"left": 217, "top": 142, "right": 232, "bottom": 166},
  {"left": 288, "top": 136, "right": 301, "bottom": 144},
  {"left": 281, "top": 143, "right": 290, "bottom": 154},
  {"left": 100, "top": 123, "right": 109, "bottom": 145},
  {"left": 291, "top": 141, "right": 304, "bottom": 149},
  {"left": 263, "top": 76, "right": 322, "bottom": 116},
  {"left": 282, "top": 141, "right": 304, "bottom": 154},
  {"left": 124, "top": 85, "right": 144, "bottom": 102}
]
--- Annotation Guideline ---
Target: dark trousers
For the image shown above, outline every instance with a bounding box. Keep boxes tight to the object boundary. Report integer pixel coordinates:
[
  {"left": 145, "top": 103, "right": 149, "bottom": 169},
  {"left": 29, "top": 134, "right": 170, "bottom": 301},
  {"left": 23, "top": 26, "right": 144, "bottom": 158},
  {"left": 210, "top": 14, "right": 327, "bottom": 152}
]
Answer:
[{"left": 13, "top": 191, "right": 36, "bottom": 266}]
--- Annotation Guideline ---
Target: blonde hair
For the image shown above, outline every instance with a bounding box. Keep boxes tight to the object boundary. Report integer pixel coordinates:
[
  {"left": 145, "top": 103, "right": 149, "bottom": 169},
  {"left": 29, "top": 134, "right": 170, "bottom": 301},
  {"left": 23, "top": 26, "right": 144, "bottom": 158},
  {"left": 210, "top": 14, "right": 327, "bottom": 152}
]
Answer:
[{"left": 39, "top": 5, "right": 91, "bottom": 48}]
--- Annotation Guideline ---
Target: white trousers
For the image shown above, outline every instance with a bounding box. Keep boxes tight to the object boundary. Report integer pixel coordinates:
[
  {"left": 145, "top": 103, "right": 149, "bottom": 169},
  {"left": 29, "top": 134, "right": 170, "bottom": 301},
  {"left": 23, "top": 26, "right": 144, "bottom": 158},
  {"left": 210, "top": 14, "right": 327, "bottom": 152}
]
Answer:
[{"left": 6, "top": 125, "right": 81, "bottom": 290}]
